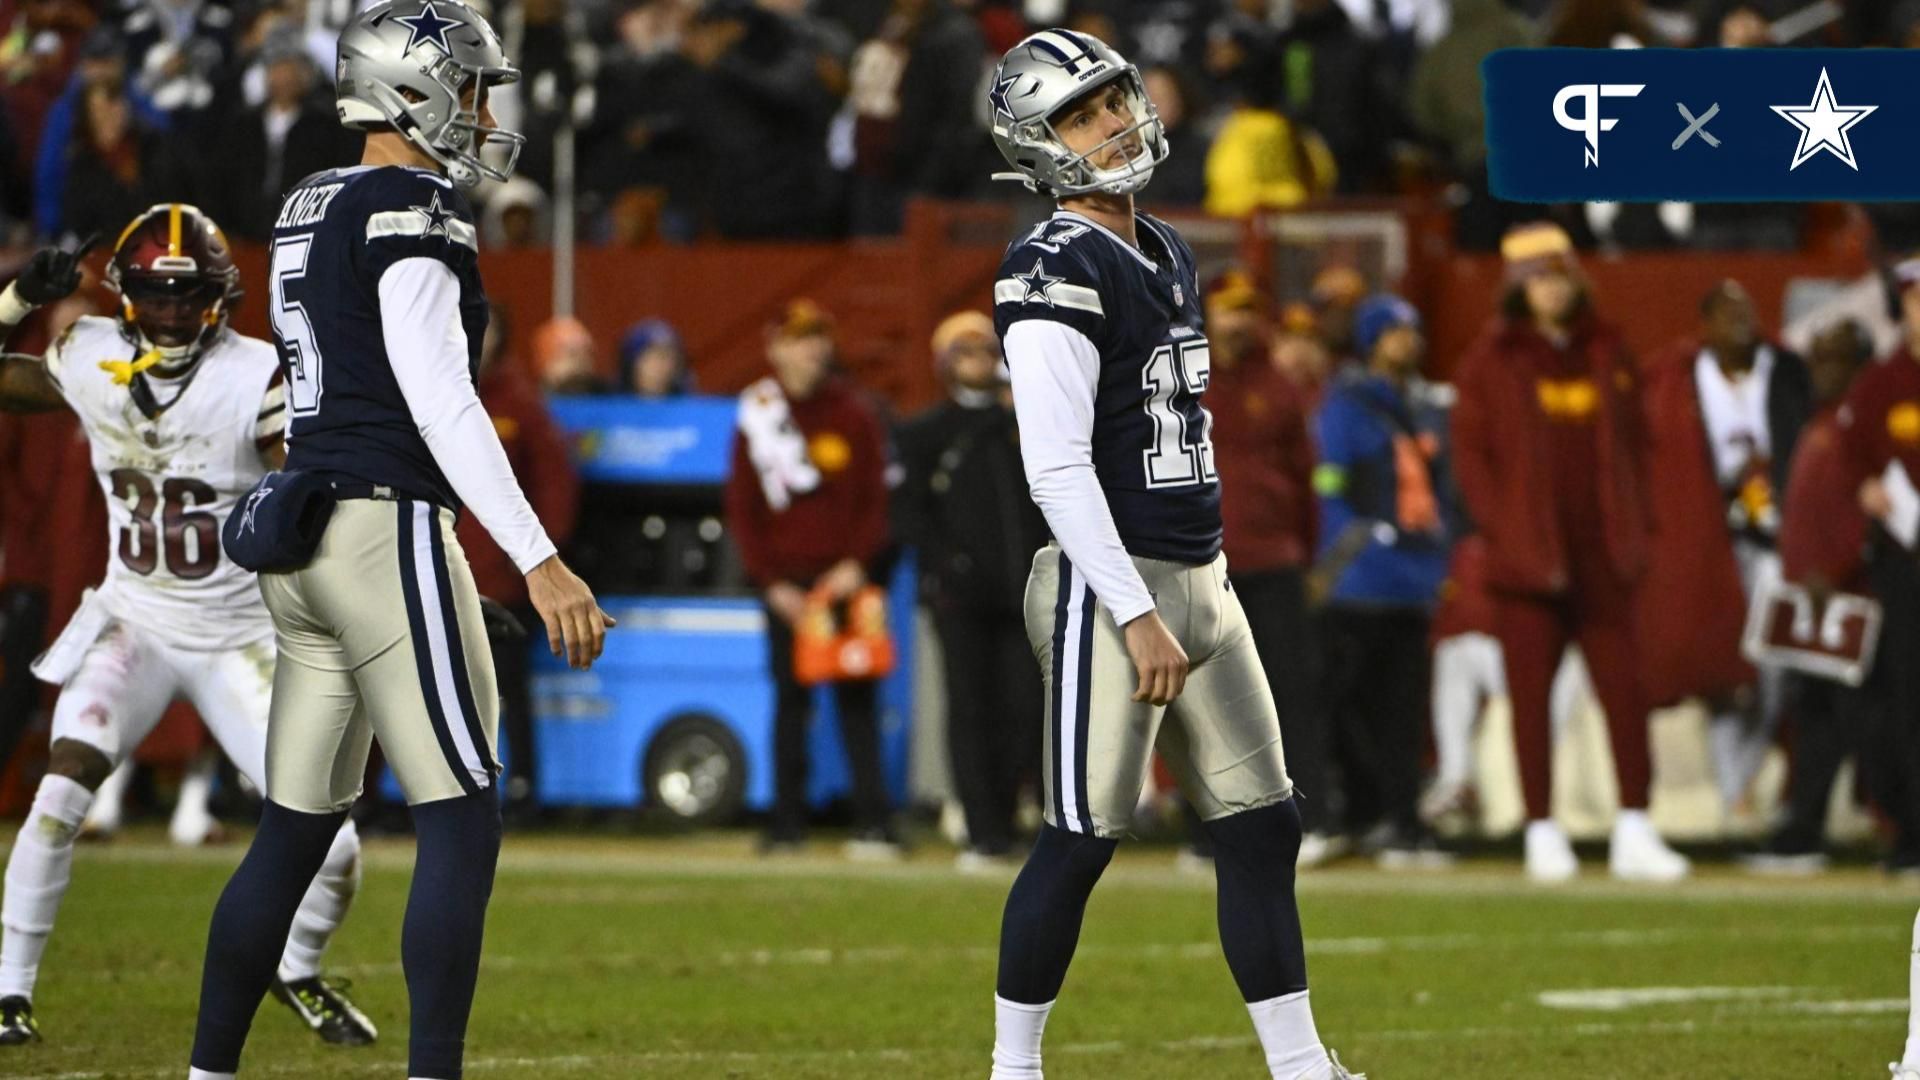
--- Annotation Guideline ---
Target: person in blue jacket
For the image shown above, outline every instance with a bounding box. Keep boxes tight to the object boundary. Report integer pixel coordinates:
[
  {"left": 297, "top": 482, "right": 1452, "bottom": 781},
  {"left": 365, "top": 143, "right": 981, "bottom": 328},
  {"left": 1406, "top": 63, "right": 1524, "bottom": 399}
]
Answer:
[{"left": 1312, "top": 292, "right": 1453, "bottom": 867}]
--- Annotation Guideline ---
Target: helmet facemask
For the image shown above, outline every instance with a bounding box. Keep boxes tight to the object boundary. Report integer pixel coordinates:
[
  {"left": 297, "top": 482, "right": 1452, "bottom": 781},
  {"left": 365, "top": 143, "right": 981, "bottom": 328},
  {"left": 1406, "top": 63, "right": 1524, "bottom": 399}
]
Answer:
[
  {"left": 376, "top": 63, "right": 524, "bottom": 190},
  {"left": 118, "top": 272, "right": 230, "bottom": 374},
  {"left": 996, "top": 66, "right": 1169, "bottom": 198}
]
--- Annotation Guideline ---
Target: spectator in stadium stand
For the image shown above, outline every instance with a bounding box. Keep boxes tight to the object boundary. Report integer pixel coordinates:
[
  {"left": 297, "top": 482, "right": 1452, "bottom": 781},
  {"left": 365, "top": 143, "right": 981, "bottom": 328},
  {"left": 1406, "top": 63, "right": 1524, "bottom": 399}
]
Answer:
[
  {"left": 1310, "top": 265, "right": 1366, "bottom": 362},
  {"left": 1745, "top": 319, "right": 1876, "bottom": 873},
  {"left": 842, "top": 0, "right": 985, "bottom": 234},
  {"left": 1274, "top": 0, "right": 1402, "bottom": 195},
  {"left": 1450, "top": 221, "right": 1691, "bottom": 884},
  {"left": 534, "top": 316, "right": 612, "bottom": 397},
  {"left": 1406, "top": 0, "right": 1535, "bottom": 251},
  {"left": 56, "top": 69, "right": 202, "bottom": 242},
  {"left": 681, "top": 0, "right": 842, "bottom": 239},
  {"left": 208, "top": 30, "right": 358, "bottom": 242},
  {"left": 1311, "top": 292, "right": 1452, "bottom": 867},
  {"left": 582, "top": 0, "right": 703, "bottom": 237},
  {"left": 1272, "top": 302, "right": 1334, "bottom": 409},
  {"left": 1200, "top": 270, "right": 1339, "bottom": 863},
  {"left": 31, "top": 27, "right": 166, "bottom": 241},
  {"left": 122, "top": 0, "right": 236, "bottom": 118},
  {"left": 892, "top": 311, "right": 1046, "bottom": 870},
  {"left": 456, "top": 303, "right": 582, "bottom": 821},
  {"left": 724, "top": 299, "right": 897, "bottom": 855},
  {"left": 480, "top": 175, "right": 553, "bottom": 250},
  {"left": 0, "top": 0, "right": 94, "bottom": 218},
  {"left": 1837, "top": 259, "right": 1920, "bottom": 875},
  {"left": 1201, "top": 19, "right": 1333, "bottom": 218},
  {"left": 1137, "top": 65, "right": 1206, "bottom": 208},
  {"left": 619, "top": 318, "right": 694, "bottom": 398},
  {"left": 1639, "top": 280, "right": 1811, "bottom": 825}
]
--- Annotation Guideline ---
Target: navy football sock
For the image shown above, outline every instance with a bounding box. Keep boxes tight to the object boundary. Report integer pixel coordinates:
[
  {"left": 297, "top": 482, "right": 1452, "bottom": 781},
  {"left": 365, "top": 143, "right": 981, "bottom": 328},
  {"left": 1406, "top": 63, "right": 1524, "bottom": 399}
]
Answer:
[
  {"left": 995, "top": 823, "right": 1117, "bottom": 1005},
  {"left": 404, "top": 791, "right": 502, "bottom": 1080},
  {"left": 191, "top": 801, "right": 348, "bottom": 1072},
  {"left": 1205, "top": 798, "right": 1310, "bottom": 1003}
]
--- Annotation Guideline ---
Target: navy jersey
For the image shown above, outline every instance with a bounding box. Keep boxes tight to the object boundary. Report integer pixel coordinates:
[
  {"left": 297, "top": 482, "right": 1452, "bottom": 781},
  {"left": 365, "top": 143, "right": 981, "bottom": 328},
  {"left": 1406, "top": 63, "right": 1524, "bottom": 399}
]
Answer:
[
  {"left": 268, "top": 165, "right": 488, "bottom": 510},
  {"left": 993, "top": 210, "right": 1222, "bottom": 564}
]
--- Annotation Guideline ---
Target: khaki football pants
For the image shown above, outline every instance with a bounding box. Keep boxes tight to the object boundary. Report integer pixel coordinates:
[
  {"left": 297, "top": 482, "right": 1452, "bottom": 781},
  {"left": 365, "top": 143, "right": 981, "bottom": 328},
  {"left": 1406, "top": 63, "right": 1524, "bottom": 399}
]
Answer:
[
  {"left": 1025, "top": 544, "right": 1294, "bottom": 838},
  {"left": 259, "top": 498, "right": 499, "bottom": 811}
]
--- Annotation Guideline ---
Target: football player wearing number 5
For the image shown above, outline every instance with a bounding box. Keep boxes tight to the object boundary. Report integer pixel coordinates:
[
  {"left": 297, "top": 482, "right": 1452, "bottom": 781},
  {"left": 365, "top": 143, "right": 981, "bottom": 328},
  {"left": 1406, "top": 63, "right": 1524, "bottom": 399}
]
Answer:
[
  {"left": 984, "top": 32, "right": 1361, "bottom": 1080},
  {"left": 189, "top": 4, "right": 611, "bottom": 1080},
  {"left": 0, "top": 208, "right": 375, "bottom": 1049}
]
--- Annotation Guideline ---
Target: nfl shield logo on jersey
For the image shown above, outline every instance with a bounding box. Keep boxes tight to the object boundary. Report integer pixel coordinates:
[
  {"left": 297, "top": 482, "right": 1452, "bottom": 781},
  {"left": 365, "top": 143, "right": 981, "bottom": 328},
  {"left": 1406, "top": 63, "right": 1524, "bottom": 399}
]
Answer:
[{"left": 1172, "top": 282, "right": 1184, "bottom": 307}]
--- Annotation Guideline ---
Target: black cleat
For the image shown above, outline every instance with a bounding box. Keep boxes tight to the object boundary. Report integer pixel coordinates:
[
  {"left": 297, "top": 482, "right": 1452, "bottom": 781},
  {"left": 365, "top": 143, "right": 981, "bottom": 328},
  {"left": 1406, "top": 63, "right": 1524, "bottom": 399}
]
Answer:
[
  {"left": 270, "top": 976, "right": 378, "bottom": 1046},
  {"left": 0, "top": 996, "right": 38, "bottom": 1045}
]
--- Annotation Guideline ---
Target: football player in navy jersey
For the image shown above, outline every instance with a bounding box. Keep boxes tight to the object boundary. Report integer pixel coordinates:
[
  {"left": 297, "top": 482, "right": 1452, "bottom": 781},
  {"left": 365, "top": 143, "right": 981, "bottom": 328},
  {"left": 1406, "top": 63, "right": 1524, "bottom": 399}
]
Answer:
[
  {"left": 188, "top": 4, "right": 611, "bottom": 1079},
  {"left": 984, "top": 32, "right": 1362, "bottom": 1080}
]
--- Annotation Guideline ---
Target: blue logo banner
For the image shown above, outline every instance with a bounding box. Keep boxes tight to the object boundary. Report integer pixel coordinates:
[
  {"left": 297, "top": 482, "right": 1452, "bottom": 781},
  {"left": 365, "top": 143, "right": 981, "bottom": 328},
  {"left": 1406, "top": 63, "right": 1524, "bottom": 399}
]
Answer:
[
  {"left": 546, "top": 395, "right": 737, "bottom": 486},
  {"left": 1485, "top": 49, "right": 1919, "bottom": 202}
]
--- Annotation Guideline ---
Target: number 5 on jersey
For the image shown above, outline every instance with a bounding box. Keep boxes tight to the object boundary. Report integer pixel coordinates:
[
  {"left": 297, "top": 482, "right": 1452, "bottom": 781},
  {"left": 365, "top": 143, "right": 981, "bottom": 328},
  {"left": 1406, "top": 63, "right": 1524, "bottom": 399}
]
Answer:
[
  {"left": 1142, "top": 339, "right": 1216, "bottom": 488},
  {"left": 269, "top": 236, "right": 323, "bottom": 416}
]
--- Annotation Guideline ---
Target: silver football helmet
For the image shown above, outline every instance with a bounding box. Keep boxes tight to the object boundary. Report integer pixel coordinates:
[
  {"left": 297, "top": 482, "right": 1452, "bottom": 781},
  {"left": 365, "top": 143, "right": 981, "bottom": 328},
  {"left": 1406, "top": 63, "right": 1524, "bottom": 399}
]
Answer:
[
  {"left": 988, "top": 30, "right": 1168, "bottom": 198},
  {"left": 335, "top": 0, "right": 524, "bottom": 190}
]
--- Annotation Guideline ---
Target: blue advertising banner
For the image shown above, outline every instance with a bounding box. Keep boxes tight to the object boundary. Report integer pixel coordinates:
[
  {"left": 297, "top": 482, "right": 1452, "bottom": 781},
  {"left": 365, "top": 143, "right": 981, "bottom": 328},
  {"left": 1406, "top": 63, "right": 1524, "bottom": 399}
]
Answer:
[
  {"left": 546, "top": 395, "right": 737, "bottom": 485},
  {"left": 1485, "top": 49, "right": 1920, "bottom": 202}
]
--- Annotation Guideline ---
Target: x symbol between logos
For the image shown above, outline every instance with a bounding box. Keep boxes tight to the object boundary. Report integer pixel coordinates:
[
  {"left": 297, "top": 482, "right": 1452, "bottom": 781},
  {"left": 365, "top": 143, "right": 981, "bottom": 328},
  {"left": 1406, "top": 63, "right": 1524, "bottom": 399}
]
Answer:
[{"left": 1673, "top": 101, "right": 1721, "bottom": 149}]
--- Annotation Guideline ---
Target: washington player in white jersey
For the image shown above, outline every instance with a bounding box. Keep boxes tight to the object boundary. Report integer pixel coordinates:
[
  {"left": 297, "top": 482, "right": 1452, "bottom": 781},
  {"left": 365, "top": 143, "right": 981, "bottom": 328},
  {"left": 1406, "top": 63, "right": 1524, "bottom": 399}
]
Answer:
[{"left": 0, "top": 207, "right": 375, "bottom": 1048}]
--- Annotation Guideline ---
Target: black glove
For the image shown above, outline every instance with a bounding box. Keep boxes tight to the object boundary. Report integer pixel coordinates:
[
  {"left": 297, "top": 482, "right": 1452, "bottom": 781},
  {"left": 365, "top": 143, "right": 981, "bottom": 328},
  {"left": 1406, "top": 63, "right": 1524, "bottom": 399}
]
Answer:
[
  {"left": 12, "top": 234, "right": 96, "bottom": 307},
  {"left": 478, "top": 595, "right": 528, "bottom": 642}
]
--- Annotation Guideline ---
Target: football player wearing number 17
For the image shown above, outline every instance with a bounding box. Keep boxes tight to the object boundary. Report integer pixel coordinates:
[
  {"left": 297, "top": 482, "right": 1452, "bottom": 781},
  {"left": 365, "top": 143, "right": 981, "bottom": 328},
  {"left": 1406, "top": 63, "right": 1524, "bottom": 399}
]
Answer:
[
  {"left": 0, "top": 208, "right": 375, "bottom": 1049},
  {"left": 984, "top": 31, "right": 1362, "bottom": 1080}
]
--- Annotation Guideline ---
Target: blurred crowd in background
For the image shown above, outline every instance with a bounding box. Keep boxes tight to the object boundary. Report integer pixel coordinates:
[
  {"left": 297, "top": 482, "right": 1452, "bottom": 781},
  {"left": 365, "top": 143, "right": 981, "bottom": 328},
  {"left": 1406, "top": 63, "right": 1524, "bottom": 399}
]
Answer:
[
  {"left": 6, "top": 0, "right": 1920, "bottom": 249},
  {"left": 0, "top": 0, "right": 1918, "bottom": 880}
]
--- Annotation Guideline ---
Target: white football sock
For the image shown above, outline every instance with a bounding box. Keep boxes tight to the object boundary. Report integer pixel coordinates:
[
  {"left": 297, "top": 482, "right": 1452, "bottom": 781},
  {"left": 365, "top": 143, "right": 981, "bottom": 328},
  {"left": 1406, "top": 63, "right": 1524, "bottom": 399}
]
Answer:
[
  {"left": 1429, "top": 642, "right": 1480, "bottom": 788},
  {"left": 1247, "top": 989, "right": 1329, "bottom": 1080},
  {"left": 187, "top": 1069, "right": 236, "bottom": 1080},
  {"left": 0, "top": 775, "right": 95, "bottom": 1001},
  {"left": 1905, "top": 908, "right": 1920, "bottom": 1066},
  {"left": 990, "top": 995, "right": 1052, "bottom": 1079},
  {"left": 277, "top": 821, "right": 362, "bottom": 983},
  {"left": 168, "top": 753, "right": 218, "bottom": 847}
]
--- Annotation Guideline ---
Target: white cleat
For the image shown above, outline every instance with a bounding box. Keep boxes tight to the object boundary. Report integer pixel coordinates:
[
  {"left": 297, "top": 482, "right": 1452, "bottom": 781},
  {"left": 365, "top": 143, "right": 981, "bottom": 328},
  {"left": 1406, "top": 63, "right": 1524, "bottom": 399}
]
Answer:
[
  {"left": 1297, "top": 832, "right": 1348, "bottom": 870},
  {"left": 1609, "top": 813, "right": 1690, "bottom": 883},
  {"left": 1525, "top": 819, "right": 1578, "bottom": 884},
  {"left": 1890, "top": 1064, "right": 1920, "bottom": 1080},
  {"left": 1326, "top": 1049, "right": 1367, "bottom": 1079}
]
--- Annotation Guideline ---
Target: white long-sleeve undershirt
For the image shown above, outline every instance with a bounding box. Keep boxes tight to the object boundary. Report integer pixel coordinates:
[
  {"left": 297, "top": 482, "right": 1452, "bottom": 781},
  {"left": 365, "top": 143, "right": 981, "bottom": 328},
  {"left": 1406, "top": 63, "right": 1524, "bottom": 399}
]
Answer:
[
  {"left": 1004, "top": 319, "right": 1156, "bottom": 625},
  {"left": 378, "top": 257, "right": 557, "bottom": 575}
]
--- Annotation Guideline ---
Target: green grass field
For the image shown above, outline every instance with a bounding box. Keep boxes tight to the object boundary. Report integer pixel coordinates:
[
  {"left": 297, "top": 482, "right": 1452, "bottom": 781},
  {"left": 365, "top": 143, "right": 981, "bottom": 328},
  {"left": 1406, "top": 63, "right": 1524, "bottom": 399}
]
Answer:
[{"left": 1, "top": 830, "right": 1914, "bottom": 1079}]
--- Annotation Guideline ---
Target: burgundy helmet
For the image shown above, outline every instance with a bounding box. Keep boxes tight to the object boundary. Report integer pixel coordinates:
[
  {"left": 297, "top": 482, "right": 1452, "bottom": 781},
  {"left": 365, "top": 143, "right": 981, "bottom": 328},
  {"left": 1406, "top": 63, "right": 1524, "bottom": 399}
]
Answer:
[{"left": 105, "top": 203, "right": 240, "bottom": 371}]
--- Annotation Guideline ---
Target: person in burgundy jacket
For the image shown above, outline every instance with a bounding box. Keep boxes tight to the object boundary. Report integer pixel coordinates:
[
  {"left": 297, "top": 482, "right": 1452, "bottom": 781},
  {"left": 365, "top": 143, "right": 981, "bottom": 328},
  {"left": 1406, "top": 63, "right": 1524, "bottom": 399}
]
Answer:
[
  {"left": 1746, "top": 318, "right": 1877, "bottom": 872},
  {"left": 724, "top": 300, "right": 894, "bottom": 854},
  {"left": 1639, "top": 280, "right": 1812, "bottom": 821},
  {"left": 1838, "top": 259, "right": 1920, "bottom": 877},
  {"left": 455, "top": 306, "right": 582, "bottom": 817},
  {"left": 1450, "top": 221, "right": 1688, "bottom": 884},
  {"left": 1205, "top": 270, "right": 1334, "bottom": 859}
]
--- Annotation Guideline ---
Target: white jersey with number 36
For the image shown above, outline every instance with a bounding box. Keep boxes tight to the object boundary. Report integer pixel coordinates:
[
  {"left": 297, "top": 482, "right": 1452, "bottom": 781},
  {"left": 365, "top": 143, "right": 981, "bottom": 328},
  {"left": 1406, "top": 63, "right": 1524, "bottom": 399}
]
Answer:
[{"left": 46, "top": 315, "right": 286, "bottom": 650}]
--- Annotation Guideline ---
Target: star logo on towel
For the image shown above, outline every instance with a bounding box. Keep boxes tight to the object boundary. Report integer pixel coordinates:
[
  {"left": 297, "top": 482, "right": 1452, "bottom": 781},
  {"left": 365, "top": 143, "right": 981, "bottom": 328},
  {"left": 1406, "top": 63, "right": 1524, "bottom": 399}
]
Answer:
[
  {"left": 411, "top": 192, "right": 456, "bottom": 240},
  {"left": 1771, "top": 67, "right": 1876, "bottom": 171},
  {"left": 239, "top": 485, "right": 273, "bottom": 535},
  {"left": 1013, "top": 259, "right": 1063, "bottom": 306},
  {"left": 396, "top": 1, "right": 460, "bottom": 57}
]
